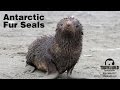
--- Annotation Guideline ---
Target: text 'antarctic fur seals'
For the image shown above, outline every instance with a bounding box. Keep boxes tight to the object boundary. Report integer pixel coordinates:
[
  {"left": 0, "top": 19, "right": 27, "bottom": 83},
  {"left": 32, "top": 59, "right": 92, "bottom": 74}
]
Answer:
[{"left": 26, "top": 17, "right": 83, "bottom": 79}]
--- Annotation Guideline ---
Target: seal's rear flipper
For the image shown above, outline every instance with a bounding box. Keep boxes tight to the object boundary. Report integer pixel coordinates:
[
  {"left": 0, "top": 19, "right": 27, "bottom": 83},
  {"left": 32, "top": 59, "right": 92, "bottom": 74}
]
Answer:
[{"left": 24, "top": 65, "right": 36, "bottom": 73}]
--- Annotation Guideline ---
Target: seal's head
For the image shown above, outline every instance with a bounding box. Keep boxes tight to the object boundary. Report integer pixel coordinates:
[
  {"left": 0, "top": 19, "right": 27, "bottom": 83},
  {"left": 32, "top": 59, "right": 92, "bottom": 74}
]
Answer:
[{"left": 56, "top": 17, "right": 83, "bottom": 39}]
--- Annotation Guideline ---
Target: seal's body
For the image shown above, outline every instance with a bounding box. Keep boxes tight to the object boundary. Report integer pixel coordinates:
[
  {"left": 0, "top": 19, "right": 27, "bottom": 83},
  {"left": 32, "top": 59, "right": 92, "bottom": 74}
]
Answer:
[
  {"left": 26, "top": 36, "right": 59, "bottom": 74},
  {"left": 26, "top": 17, "right": 83, "bottom": 78}
]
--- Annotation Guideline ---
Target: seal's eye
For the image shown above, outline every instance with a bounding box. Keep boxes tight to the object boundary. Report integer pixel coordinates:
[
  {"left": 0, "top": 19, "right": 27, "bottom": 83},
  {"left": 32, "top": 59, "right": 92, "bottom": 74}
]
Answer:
[
  {"left": 60, "top": 24, "right": 63, "bottom": 26},
  {"left": 76, "top": 25, "right": 79, "bottom": 28}
]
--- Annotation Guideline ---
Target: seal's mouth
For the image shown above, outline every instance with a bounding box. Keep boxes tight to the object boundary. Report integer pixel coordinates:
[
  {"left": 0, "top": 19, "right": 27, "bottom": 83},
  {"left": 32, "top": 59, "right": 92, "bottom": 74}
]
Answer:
[{"left": 62, "top": 29, "right": 75, "bottom": 39}]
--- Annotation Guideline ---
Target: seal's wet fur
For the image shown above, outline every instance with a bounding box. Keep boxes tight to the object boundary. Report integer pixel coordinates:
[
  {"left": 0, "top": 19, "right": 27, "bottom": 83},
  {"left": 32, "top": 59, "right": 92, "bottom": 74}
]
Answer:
[{"left": 26, "top": 17, "right": 83, "bottom": 78}]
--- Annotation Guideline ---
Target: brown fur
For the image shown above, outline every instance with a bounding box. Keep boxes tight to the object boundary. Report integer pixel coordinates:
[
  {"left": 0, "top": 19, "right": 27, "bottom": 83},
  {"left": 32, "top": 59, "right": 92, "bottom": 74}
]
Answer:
[{"left": 26, "top": 17, "right": 83, "bottom": 78}]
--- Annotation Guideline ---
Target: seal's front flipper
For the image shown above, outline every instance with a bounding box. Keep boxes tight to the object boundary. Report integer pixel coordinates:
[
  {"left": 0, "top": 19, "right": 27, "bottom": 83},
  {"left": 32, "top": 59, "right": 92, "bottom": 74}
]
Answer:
[{"left": 24, "top": 65, "right": 36, "bottom": 73}]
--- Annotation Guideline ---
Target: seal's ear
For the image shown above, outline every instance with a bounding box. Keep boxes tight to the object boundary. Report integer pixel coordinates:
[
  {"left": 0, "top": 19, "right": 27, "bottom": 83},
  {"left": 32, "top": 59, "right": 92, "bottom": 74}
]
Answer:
[
  {"left": 80, "top": 24, "right": 83, "bottom": 35},
  {"left": 81, "top": 31, "right": 84, "bottom": 35},
  {"left": 56, "top": 28, "right": 58, "bottom": 32}
]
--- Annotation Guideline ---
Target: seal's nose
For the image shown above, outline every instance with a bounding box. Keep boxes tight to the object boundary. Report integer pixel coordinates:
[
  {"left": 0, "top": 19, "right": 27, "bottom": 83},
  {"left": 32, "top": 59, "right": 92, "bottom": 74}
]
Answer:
[
  {"left": 66, "top": 21, "right": 72, "bottom": 27},
  {"left": 67, "top": 23, "right": 70, "bottom": 27}
]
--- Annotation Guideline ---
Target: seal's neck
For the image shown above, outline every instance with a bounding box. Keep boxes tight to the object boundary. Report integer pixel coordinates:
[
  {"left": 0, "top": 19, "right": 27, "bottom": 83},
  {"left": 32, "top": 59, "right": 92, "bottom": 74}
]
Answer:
[{"left": 55, "top": 32, "right": 82, "bottom": 49}]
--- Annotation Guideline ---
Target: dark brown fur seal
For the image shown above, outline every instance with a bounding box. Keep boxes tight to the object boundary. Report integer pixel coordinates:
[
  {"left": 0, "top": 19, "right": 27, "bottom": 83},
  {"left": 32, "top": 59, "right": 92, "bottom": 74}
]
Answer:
[{"left": 26, "top": 17, "right": 83, "bottom": 79}]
